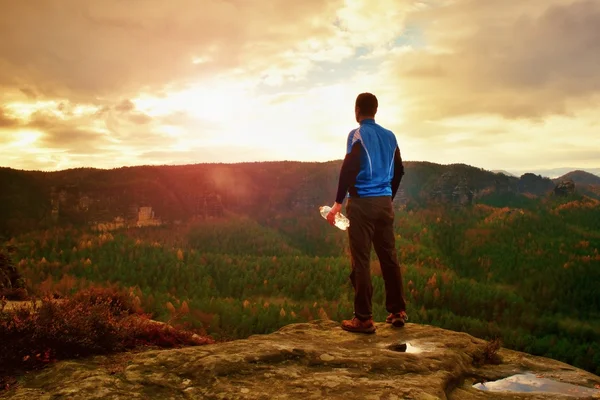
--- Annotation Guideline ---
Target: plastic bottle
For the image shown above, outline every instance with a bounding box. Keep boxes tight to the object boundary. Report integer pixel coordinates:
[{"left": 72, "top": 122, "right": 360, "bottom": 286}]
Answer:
[{"left": 319, "top": 206, "right": 350, "bottom": 231}]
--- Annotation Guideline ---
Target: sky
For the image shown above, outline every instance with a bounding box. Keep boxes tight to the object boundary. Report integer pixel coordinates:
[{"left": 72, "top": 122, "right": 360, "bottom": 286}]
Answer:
[{"left": 1, "top": 0, "right": 599, "bottom": 176}]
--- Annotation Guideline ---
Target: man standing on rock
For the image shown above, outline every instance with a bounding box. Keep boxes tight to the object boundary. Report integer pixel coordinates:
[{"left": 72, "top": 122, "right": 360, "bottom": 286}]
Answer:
[{"left": 326, "top": 92, "right": 408, "bottom": 334}]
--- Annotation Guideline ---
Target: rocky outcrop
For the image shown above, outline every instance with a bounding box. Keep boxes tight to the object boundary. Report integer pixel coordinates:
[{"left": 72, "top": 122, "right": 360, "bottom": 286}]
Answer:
[
  {"left": 393, "top": 187, "right": 409, "bottom": 209},
  {"left": 430, "top": 172, "right": 473, "bottom": 206},
  {"left": 0, "top": 250, "right": 25, "bottom": 299},
  {"left": 554, "top": 179, "right": 576, "bottom": 197},
  {"left": 196, "top": 192, "right": 224, "bottom": 218},
  {"left": 517, "top": 173, "right": 555, "bottom": 196},
  {"left": 2, "top": 320, "right": 599, "bottom": 400}
]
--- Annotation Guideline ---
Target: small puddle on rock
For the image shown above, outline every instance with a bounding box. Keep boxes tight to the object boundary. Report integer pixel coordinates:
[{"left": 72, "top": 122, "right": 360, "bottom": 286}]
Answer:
[
  {"left": 387, "top": 343, "right": 422, "bottom": 354},
  {"left": 473, "top": 373, "right": 600, "bottom": 397}
]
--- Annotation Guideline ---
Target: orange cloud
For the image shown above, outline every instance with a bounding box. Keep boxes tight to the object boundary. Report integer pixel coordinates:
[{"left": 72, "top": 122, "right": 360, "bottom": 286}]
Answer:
[
  {"left": 0, "top": 0, "right": 599, "bottom": 174},
  {"left": 0, "top": 107, "right": 19, "bottom": 127},
  {"left": 383, "top": 0, "right": 600, "bottom": 120},
  {"left": 0, "top": 0, "right": 349, "bottom": 99}
]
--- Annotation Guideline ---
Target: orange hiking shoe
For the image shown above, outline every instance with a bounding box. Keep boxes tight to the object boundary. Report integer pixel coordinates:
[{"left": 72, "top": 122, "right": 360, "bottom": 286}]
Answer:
[
  {"left": 341, "top": 317, "right": 376, "bottom": 334},
  {"left": 386, "top": 311, "right": 408, "bottom": 327}
]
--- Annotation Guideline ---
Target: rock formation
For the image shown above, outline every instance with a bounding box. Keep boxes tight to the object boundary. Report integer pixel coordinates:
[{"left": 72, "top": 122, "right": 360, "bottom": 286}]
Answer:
[
  {"left": 0, "top": 249, "right": 25, "bottom": 299},
  {"left": 393, "top": 187, "right": 408, "bottom": 209},
  {"left": 3, "top": 320, "right": 599, "bottom": 399},
  {"left": 517, "top": 173, "right": 555, "bottom": 196},
  {"left": 452, "top": 177, "right": 473, "bottom": 206},
  {"left": 554, "top": 179, "right": 576, "bottom": 197},
  {"left": 430, "top": 172, "right": 473, "bottom": 207},
  {"left": 195, "top": 192, "right": 224, "bottom": 218}
]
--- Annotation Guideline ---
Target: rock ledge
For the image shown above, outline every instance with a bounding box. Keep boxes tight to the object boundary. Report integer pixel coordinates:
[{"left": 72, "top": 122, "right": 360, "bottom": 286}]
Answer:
[{"left": 2, "top": 320, "right": 599, "bottom": 400}]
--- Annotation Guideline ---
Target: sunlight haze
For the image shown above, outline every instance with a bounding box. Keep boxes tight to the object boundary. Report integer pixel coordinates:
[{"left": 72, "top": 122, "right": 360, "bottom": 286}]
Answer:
[{"left": 1, "top": 0, "right": 599, "bottom": 174}]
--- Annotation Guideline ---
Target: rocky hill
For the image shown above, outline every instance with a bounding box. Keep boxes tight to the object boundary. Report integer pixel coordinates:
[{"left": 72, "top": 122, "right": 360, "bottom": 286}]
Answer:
[
  {"left": 554, "top": 170, "right": 600, "bottom": 185},
  {"left": 553, "top": 170, "right": 600, "bottom": 199},
  {"left": 2, "top": 320, "right": 599, "bottom": 400},
  {"left": 0, "top": 161, "right": 576, "bottom": 237},
  {"left": 526, "top": 167, "right": 600, "bottom": 179}
]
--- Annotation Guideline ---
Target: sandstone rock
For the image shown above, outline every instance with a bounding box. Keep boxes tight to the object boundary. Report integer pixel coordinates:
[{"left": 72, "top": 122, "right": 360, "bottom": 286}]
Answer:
[
  {"left": 554, "top": 179, "right": 576, "bottom": 197},
  {"left": 518, "top": 173, "right": 555, "bottom": 196},
  {"left": 430, "top": 172, "right": 473, "bottom": 207},
  {"left": 2, "top": 320, "right": 599, "bottom": 400},
  {"left": 0, "top": 251, "right": 25, "bottom": 299}
]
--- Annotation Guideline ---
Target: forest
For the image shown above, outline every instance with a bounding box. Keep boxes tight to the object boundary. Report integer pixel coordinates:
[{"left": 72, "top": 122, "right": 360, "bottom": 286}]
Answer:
[
  {"left": 0, "top": 160, "right": 576, "bottom": 238},
  {"left": 2, "top": 187, "right": 600, "bottom": 376}
]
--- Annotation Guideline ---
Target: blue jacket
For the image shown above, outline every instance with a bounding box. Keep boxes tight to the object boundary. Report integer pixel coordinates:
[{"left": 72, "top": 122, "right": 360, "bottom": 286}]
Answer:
[{"left": 345, "top": 119, "right": 398, "bottom": 198}]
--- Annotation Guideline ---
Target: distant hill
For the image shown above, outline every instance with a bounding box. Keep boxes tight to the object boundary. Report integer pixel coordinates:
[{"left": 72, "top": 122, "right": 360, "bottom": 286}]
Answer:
[
  {"left": 554, "top": 170, "right": 600, "bottom": 185},
  {"left": 0, "top": 161, "right": 589, "bottom": 237},
  {"left": 491, "top": 170, "right": 517, "bottom": 177},
  {"left": 552, "top": 170, "right": 600, "bottom": 200},
  {"left": 511, "top": 167, "right": 600, "bottom": 179}
]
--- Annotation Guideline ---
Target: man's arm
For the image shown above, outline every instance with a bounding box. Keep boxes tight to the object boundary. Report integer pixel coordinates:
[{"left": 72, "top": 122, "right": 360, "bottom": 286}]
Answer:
[
  {"left": 327, "top": 142, "right": 361, "bottom": 225},
  {"left": 335, "top": 142, "right": 361, "bottom": 204},
  {"left": 391, "top": 146, "right": 404, "bottom": 200}
]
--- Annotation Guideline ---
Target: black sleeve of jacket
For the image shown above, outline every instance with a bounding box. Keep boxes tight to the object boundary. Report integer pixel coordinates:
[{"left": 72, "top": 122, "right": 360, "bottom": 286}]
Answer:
[
  {"left": 335, "top": 142, "right": 361, "bottom": 204},
  {"left": 391, "top": 146, "right": 404, "bottom": 200}
]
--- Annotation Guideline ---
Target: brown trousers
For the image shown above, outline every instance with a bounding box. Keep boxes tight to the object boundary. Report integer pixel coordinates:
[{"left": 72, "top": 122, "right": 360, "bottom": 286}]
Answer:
[{"left": 346, "top": 196, "right": 406, "bottom": 320}]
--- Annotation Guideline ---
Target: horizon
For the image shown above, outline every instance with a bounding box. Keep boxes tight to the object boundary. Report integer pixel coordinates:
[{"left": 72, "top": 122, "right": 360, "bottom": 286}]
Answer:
[
  {"left": 3, "top": 158, "right": 600, "bottom": 180},
  {"left": 1, "top": 1, "right": 599, "bottom": 173}
]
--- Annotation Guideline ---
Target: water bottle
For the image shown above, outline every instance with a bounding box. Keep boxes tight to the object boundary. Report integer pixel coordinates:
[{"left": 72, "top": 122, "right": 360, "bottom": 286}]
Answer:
[{"left": 319, "top": 206, "right": 350, "bottom": 231}]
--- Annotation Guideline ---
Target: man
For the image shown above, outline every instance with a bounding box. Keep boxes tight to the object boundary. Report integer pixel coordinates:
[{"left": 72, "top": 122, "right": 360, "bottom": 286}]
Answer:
[{"left": 326, "top": 92, "right": 408, "bottom": 334}]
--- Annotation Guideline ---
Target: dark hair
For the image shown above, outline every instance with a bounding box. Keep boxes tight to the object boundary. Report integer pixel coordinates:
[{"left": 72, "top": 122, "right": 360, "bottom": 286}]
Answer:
[{"left": 355, "top": 93, "right": 378, "bottom": 116}]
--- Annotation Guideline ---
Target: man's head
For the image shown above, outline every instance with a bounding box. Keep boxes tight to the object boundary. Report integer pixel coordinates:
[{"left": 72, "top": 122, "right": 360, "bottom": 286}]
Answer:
[{"left": 355, "top": 92, "right": 378, "bottom": 122}]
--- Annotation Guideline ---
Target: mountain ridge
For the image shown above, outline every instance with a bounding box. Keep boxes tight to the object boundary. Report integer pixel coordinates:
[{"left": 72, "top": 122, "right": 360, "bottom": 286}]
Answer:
[
  {"left": 3, "top": 161, "right": 600, "bottom": 177},
  {"left": 509, "top": 167, "right": 600, "bottom": 179},
  {"left": 3, "top": 162, "right": 600, "bottom": 186},
  {"left": 554, "top": 170, "right": 600, "bottom": 185},
  {"left": 3, "top": 160, "right": 597, "bottom": 237}
]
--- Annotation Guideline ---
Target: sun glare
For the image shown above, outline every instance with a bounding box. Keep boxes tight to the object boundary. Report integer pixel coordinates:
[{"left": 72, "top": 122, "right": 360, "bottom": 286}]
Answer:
[
  {"left": 192, "top": 56, "right": 211, "bottom": 65},
  {"left": 10, "top": 130, "right": 43, "bottom": 148},
  {"left": 160, "top": 125, "right": 184, "bottom": 138},
  {"left": 5, "top": 101, "right": 59, "bottom": 120},
  {"left": 134, "top": 82, "right": 254, "bottom": 122},
  {"left": 72, "top": 104, "right": 100, "bottom": 117}
]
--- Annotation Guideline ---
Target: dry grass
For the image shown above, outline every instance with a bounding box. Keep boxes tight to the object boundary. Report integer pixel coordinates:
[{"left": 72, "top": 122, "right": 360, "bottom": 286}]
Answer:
[
  {"left": 0, "top": 286, "right": 213, "bottom": 390},
  {"left": 472, "top": 337, "right": 503, "bottom": 367}
]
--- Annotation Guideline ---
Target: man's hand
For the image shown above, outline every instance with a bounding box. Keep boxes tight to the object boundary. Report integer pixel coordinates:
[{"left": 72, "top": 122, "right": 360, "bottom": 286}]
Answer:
[{"left": 326, "top": 202, "right": 343, "bottom": 226}]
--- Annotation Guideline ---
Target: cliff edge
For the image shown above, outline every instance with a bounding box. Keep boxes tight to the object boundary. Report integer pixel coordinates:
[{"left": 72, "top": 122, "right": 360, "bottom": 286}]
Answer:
[{"left": 2, "top": 320, "right": 599, "bottom": 400}]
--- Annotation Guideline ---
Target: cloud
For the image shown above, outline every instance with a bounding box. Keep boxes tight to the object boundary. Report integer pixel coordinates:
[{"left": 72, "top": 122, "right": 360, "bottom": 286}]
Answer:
[
  {"left": 0, "top": 98, "right": 172, "bottom": 157},
  {"left": 0, "top": 107, "right": 19, "bottom": 127},
  {"left": 1, "top": 0, "right": 599, "bottom": 173},
  {"left": 37, "top": 128, "right": 108, "bottom": 155},
  {"left": 113, "top": 99, "right": 152, "bottom": 125},
  {"left": 0, "top": 0, "right": 346, "bottom": 99},
  {"left": 0, "top": 0, "right": 417, "bottom": 99},
  {"left": 383, "top": 0, "right": 600, "bottom": 120},
  {"left": 0, "top": 0, "right": 418, "bottom": 171},
  {"left": 393, "top": 108, "right": 600, "bottom": 173},
  {"left": 20, "top": 109, "right": 109, "bottom": 154},
  {"left": 114, "top": 100, "right": 135, "bottom": 113}
]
